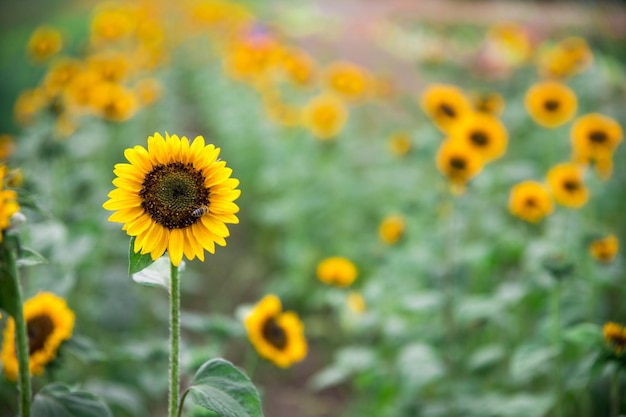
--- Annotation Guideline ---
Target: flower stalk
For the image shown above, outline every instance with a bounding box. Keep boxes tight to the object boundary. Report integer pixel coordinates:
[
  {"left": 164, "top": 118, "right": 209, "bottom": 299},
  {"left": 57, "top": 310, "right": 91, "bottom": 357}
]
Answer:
[
  {"left": 169, "top": 262, "right": 180, "bottom": 417},
  {"left": 611, "top": 365, "right": 621, "bottom": 417}
]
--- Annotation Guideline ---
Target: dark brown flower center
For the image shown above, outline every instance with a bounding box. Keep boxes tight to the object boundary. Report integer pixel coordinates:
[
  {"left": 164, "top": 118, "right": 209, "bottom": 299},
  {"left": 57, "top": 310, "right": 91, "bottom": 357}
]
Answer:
[
  {"left": 589, "top": 130, "right": 608, "bottom": 143},
  {"left": 544, "top": 100, "right": 560, "bottom": 111},
  {"left": 525, "top": 197, "right": 537, "bottom": 208},
  {"left": 262, "top": 317, "right": 287, "bottom": 350},
  {"left": 470, "top": 130, "right": 489, "bottom": 147},
  {"left": 140, "top": 162, "right": 209, "bottom": 229},
  {"left": 449, "top": 157, "right": 467, "bottom": 171},
  {"left": 440, "top": 103, "right": 456, "bottom": 118},
  {"left": 27, "top": 315, "right": 54, "bottom": 355},
  {"left": 563, "top": 179, "right": 580, "bottom": 192}
]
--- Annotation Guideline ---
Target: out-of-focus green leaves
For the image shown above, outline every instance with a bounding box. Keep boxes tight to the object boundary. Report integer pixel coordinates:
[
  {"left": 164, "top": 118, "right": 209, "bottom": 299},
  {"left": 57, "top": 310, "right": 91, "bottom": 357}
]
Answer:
[
  {"left": 16, "top": 246, "right": 47, "bottom": 267},
  {"left": 31, "top": 383, "right": 114, "bottom": 417}
]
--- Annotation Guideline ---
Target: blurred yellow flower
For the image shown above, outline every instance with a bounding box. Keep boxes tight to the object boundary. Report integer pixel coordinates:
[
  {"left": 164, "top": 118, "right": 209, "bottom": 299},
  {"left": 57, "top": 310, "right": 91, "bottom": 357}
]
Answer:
[
  {"left": 603, "top": 321, "right": 626, "bottom": 355},
  {"left": 90, "top": 82, "right": 138, "bottom": 122},
  {"left": 324, "top": 61, "right": 372, "bottom": 102},
  {"left": 546, "top": 163, "right": 588, "bottom": 208},
  {"left": 436, "top": 139, "right": 483, "bottom": 191},
  {"left": 14, "top": 88, "right": 47, "bottom": 126},
  {"left": 388, "top": 132, "right": 412, "bottom": 156},
  {"left": 27, "top": 26, "right": 63, "bottom": 63},
  {"left": 103, "top": 133, "right": 240, "bottom": 266},
  {"left": 449, "top": 112, "right": 508, "bottom": 163},
  {"left": 42, "top": 58, "right": 83, "bottom": 98},
  {"left": 470, "top": 91, "right": 505, "bottom": 117},
  {"left": 223, "top": 37, "right": 282, "bottom": 82},
  {"left": 571, "top": 113, "right": 623, "bottom": 164},
  {"left": 508, "top": 181, "right": 553, "bottom": 223},
  {"left": 346, "top": 292, "right": 366, "bottom": 314},
  {"left": 263, "top": 97, "right": 302, "bottom": 127},
  {"left": 378, "top": 214, "right": 405, "bottom": 245},
  {"left": 134, "top": 78, "right": 162, "bottom": 106},
  {"left": 589, "top": 234, "right": 619, "bottom": 264},
  {"left": 525, "top": 81, "right": 577, "bottom": 128},
  {"left": 0, "top": 135, "right": 15, "bottom": 161},
  {"left": 317, "top": 256, "right": 358, "bottom": 287},
  {"left": 486, "top": 22, "right": 532, "bottom": 66},
  {"left": 87, "top": 52, "right": 132, "bottom": 83},
  {"left": 538, "top": 37, "right": 593, "bottom": 80},
  {"left": 1, "top": 292, "right": 75, "bottom": 382},
  {"left": 0, "top": 166, "right": 19, "bottom": 242},
  {"left": 64, "top": 70, "right": 105, "bottom": 110},
  {"left": 279, "top": 48, "right": 317, "bottom": 88},
  {"left": 420, "top": 84, "right": 472, "bottom": 133},
  {"left": 302, "top": 93, "right": 348, "bottom": 140},
  {"left": 244, "top": 295, "right": 307, "bottom": 368},
  {"left": 90, "top": 6, "right": 136, "bottom": 45}
]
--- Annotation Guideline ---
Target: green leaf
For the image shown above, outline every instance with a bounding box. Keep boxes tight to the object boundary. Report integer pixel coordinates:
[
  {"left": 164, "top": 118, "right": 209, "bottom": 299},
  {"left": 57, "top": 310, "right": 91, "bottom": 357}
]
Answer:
[
  {"left": 128, "top": 236, "right": 154, "bottom": 275},
  {"left": 16, "top": 246, "right": 47, "bottom": 267},
  {"left": 32, "top": 383, "right": 113, "bottom": 417},
  {"left": 188, "top": 358, "right": 264, "bottom": 417},
  {"left": 131, "top": 255, "right": 183, "bottom": 290}
]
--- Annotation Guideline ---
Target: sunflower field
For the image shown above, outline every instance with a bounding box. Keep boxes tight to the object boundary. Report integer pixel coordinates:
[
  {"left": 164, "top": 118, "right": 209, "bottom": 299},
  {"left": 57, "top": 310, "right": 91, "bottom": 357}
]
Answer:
[{"left": 1, "top": 0, "right": 626, "bottom": 416}]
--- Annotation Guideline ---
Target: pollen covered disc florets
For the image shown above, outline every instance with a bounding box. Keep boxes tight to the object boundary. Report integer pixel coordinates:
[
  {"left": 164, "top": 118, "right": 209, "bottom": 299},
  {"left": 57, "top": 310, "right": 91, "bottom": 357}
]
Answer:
[{"left": 103, "top": 132, "right": 241, "bottom": 266}]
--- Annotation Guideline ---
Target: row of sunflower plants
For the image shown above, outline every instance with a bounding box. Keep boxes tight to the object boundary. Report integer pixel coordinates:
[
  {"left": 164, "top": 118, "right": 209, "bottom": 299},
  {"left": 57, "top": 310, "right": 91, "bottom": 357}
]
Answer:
[{"left": 0, "top": 1, "right": 625, "bottom": 417}]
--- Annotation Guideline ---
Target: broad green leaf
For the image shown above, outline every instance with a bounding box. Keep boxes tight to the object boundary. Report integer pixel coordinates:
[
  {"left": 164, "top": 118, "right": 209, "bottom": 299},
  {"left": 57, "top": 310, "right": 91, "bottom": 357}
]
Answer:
[
  {"left": 188, "top": 358, "right": 263, "bottom": 417},
  {"left": 31, "top": 383, "right": 113, "bottom": 417},
  {"left": 16, "top": 246, "right": 47, "bottom": 267},
  {"left": 0, "top": 237, "right": 20, "bottom": 316},
  {"left": 128, "top": 236, "right": 154, "bottom": 275},
  {"left": 563, "top": 323, "right": 603, "bottom": 349}
]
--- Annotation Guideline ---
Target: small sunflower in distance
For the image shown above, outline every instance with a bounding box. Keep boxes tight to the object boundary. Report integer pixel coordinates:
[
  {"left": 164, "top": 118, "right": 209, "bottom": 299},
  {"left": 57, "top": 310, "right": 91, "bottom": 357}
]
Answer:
[
  {"left": 0, "top": 165, "right": 19, "bottom": 242},
  {"left": 27, "top": 26, "right": 63, "bottom": 63},
  {"left": 302, "top": 94, "right": 348, "bottom": 140},
  {"left": 571, "top": 113, "right": 623, "bottom": 163},
  {"left": 388, "top": 132, "right": 412, "bottom": 156},
  {"left": 436, "top": 139, "right": 483, "bottom": 193},
  {"left": 317, "top": 256, "right": 358, "bottom": 287},
  {"left": 378, "top": 214, "right": 406, "bottom": 245},
  {"left": 603, "top": 322, "right": 626, "bottom": 356},
  {"left": 471, "top": 91, "right": 505, "bottom": 117},
  {"left": 103, "top": 132, "right": 240, "bottom": 266},
  {"left": 508, "top": 181, "right": 553, "bottom": 223},
  {"left": 525, "top": 81, "right": 577, "bottom": 128},
  {"left": 420, "top": 84, "right": 472, "bottom": 133},
  {"left": 546, "top": 162, "right": 588, "bottom": 208},
  {"left": 589, "top": 234, "right": 619, "bottom": 264},
  {"left": 244, "top": 295, "right": 307, "bottom": 368},
  {"left": 1, "top": 292, "right": 75, "bottom": 382},
  {"left": 449, "top": 112, "right": 508, "bottom": 163}
]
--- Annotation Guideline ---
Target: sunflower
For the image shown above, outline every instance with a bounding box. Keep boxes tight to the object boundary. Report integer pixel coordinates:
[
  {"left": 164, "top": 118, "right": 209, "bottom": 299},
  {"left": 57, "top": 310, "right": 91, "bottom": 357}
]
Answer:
[
  {"left": 378, "top": 214, "right": 406, "bottom": 245},
  {"left": 603, "top": 322, "right": 626, "bottom": 355},
  {"left": 278, "top": 48, "right": 317, "bottom": 88},
  {"left": 134, "top": 78, "right": 163, "bottom": 106},
  {"left": 27, "top": 26, "right": 63, "bottom": 63},
  {"left": 0, "top": 165, "right": 19, "bottom": 242},
  {"left": 103, "top": 133, "right": 241, "bottom": 266},
  {"left": 508, "top": 180, "right": 553, "bottom": 223},
  {"left": 90, "top": 82, "right": 138, "bottom": 122},
  {"left": 0, "top": 135, "right": 15, "bottom": 161},
  {"left": 538, "top": 37, "right": 593, "bottom": 79},
  {"left": 323, "top": 61, "right": 372, "bottom": 103},
  {"left": 485, "top": 22, "right": 532, "bottom": 66},
  {"left": 302, "top": 93, "right": 348, "bottom": 140},
  {"left": 42, "top": 58, "right": 83, "bottom": 98},
  {"left": 1, "top": 292, "right": 75, "bottom": 382},
  {"left": 14, "top": 88, "right": 47, "bottom": 127},
  {"left": 388, "top": 132, "right": 412, "bottom": 156},
  {"left": 346, "top": 291, "right": 366, "bottom": 314},
  {"left": 571, "top": 113, "right": 623, "bottom": 163},
  {"left": 316, "top": 256, "right": 358, "bottom": 287},
  {"left": 470, "top": 91, "right": 505, "bottom": 117},
  {"left": 448, "top": 112, "right": 508, "bottom": 162},
  {"left": 589, "top": 234, "right": 619, "bottom": 264},
  {"left": 420, "top": 84, "right": 472, "bottom": 133},
  {"left": 546, "top": 162, "right": 588, "bottom": 208},
  {"left": 87, "top": 51, "right": 132, "bottom": 83},
  {"left": 436, "top": 138, "right": 483, "bottom": 191},
  {"left": 524, "top": 81, "right": 577, "bottom": 128},
  {"left": 90, "top": 5, "right": 136, "bottom": 45},
  {"left": 244, "top": 295, "right": 307, "bottom": 368}
]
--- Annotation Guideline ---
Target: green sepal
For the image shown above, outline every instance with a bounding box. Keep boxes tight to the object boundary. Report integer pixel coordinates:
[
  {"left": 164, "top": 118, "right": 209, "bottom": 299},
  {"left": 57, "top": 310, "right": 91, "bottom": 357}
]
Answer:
[
  {"left": 187, "top": 358, "right": 264, "bottom": 417},
  {"left": 128, "top": 236, "right": 154, "bottom": 275},
  {"left": 31, "top": 383, "right": 114, "bottom": 417}
]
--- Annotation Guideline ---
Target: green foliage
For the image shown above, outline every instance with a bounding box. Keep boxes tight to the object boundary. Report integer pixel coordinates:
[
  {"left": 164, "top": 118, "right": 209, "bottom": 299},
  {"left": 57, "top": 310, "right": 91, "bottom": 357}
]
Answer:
[
  {"left": 31, "top": 383, "right": 113, "bottom": 417},
  {"left": 127, "top": 236, "right": 155, "bottom": 276}
]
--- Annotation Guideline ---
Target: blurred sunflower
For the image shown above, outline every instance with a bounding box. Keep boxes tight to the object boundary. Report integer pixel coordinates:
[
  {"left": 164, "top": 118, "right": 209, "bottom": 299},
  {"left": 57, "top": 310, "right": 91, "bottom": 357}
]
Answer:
[
  {"left": 378, "top": 214, "right": 405, "bottom": 245},
  {"left": 279, "top": 48, "right": 317, "bottom": 88},
  {"left": 90, "top": 82, "right": 138, "bottom": 122},
  {"left": 589, "top": 234, "right": 619, "bottom": 264},
  {"left": 244, "top": 295, "right": 307, "bottom": 368},
  {"left": 1, "top": 292, "right": 75, "bottom": 382},
  {"left": 387, "top": 132, "right": 412, "bottom": 156},
  {"left": 436, "top": 139, "right": 483, "bottom": 192},
  {"left": 546, "top": 162, "right": 588, "bottom": 208},
  {"left": 538, "top": 37, "right": 593, "bottom": 79},
  {"left": 27, "top": 26, "right": 63, "bottom": 63},
  {"left": 302, "top": 93, "right": 348, "bottom": 140},
  {"left": 90, "top": 5, "right": 136, "bottom": 45},
  {"left": 42, "top": 58, "right": 83, "bottom": 98},
  {"left": 470, "top": 91, "right": 505, "bottom": 116},
  {"left": 449, "top": 112, "right": 508, "bottom": 162},
  {"left": 0, "top": 135, "right": 15, "bottom": 161},
  {"left": 134, "top": 77, "right": 163, "bottom": 106},
  {"left": 420, "top": 84, "right": 472, "bottom": 133},
  {"left": 324, "top": 61, "right": 372, "bottom": 103},
  {"left": 508, "top": 181, "right": 553, "bottom": 223},
  {"left": 103, "top": 133, "right": 240, "bottom": 266},
  {"left": 0, "top": 165, "right": 19, "bottom": 242},
  {"left": 603, "top": 322, "right": 626, "bottom": 356},
  {"left": 524, "top": 81, "right": 577, "bottom": 128},
  {"left": 485, "top": 22, "right": 532, "bottom": 66},
  {"left": 87, "top": 52, "right": 132, "bottom": 83},
  {"left": 571, "top": 113, "right": 623, "bottom": 164},
  {"left": 14, "top": 88, "right": 47, "bottom": 126},
  {"left": 346, "top": 292, "right": 366, "bottom": 314},
  {"left": 317, "top": 256, "right": 358, "bottom": 287}
]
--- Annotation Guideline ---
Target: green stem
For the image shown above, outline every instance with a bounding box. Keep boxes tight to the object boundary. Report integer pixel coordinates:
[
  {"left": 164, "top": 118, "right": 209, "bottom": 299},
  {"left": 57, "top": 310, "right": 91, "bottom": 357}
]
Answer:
[
  {"left": 169, "top": 262, "right": 180, "bottom": 417},
  {"left": 177, "top": 389, "right": 190, "bottom": 417},
  {"left": 552, "top": 280, "right": 562, "bottom": 417},
  {"left": 7, "top": 245, "right": 31, "bottom": 417},
  {"left": 612, "top": 366, "right": 620, "bottom": 417}
]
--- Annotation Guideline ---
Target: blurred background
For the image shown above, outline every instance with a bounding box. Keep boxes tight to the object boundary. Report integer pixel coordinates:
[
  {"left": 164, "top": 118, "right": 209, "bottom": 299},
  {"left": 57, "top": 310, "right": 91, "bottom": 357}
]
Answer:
[{"left": 1, "top": 0, "right": 626, "bottom": 416}]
